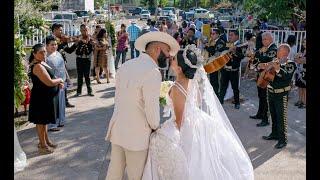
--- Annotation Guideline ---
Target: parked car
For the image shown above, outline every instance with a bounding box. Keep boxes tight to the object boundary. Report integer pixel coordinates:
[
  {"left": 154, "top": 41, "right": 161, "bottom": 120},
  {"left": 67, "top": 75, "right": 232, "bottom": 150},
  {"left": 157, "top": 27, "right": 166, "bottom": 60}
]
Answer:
[
  {"left": 161, "top": 10, "right": 174, "bottom": 16},
  {"left": 162, "top": 7, "right": 176, "bottom": 14},
  {"left": 182, "top": 12, "right": 194, "bottom": 21},
  {"left": 148, "top": 7, "right": 156, "bottom": 15},
  {"left": 189, "top": 8, "right": 196, "bottom": 13},
  {"left": 140, "top": 10, "right": 151, "bottom": 20},
  {"left": 74, "top": 10, "right": 90, "bottom": 19},
  {"left": 130, "top": 7, "right": 143, "bottom": 16},
  {"left": 194, "top": 8, "right": 210, "bottom": 19},
  {"left": 95, "top": 9, "right": 107, "bottom": 15},
  {"left": 157, "top": 16, "right": 171, "bottom": 27},
  {"left": 217, "top": 15, "right": 234, "bottom": 28},
  {"left": 217, "top": 8, "right": 233, "bottom": 15},
  {"left": 44, "top": 11, "right": 78, "bottom": 22}
]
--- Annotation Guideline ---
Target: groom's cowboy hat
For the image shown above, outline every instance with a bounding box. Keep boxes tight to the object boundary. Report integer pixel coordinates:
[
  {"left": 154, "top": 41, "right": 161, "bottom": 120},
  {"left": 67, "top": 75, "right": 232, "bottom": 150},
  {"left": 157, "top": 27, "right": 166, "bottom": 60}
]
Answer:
[{"left": 135, "top": 32, "right": 180, "bottom": 56}]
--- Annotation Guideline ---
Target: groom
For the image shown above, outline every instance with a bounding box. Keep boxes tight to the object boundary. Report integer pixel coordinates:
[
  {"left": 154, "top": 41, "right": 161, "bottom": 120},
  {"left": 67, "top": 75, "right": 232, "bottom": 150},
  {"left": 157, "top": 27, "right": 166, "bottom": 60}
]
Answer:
[{"left": 105, "top": 32, "right": 180, "bottom": 180}]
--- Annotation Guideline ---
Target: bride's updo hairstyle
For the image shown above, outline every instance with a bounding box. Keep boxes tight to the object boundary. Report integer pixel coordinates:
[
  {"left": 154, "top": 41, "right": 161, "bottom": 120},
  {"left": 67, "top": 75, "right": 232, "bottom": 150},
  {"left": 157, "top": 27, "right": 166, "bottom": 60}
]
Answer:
[{"left": 176, "top": 49, "right": 198, "bottom": 79}]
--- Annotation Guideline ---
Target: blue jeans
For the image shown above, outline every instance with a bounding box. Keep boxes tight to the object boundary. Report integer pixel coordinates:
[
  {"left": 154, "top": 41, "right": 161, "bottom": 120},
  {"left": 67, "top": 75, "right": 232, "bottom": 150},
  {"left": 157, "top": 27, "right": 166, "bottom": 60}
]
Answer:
[
  {"left": 115, "top": 50, "right": 127, "bottom": 70},
  {"left": 130, "top": 41, "right": 140, "bottom": 59},
  {"left": 48, "top": 85, "right": 66, "bottom": 129}
]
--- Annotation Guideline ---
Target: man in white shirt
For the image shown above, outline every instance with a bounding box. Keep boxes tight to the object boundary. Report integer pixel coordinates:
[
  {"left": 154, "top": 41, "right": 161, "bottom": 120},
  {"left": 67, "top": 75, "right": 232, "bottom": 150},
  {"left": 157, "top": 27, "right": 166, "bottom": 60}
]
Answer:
[{"left": 105, "top": 32, "right": 179, "bottom": 180}]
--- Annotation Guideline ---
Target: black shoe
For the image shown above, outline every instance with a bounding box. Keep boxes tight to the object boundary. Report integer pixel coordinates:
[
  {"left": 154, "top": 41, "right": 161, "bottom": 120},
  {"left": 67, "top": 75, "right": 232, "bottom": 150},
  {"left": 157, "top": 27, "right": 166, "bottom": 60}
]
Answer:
[
  {"left": 48, "top": 127, "right": 60, "bottom": 132},
  {"left": 256, "top": 121, "right": 270, "bottom": 127},
  {"left": 250, "top": 115, "right": 262, "bottom": 119},
  {"left": 66, "top": 103, "right": 75, "bottom": 108},
  {"left": 262, "top": 135, "right": 278, "bottom": 140},
  {"left": 294, "top": 101, "right": 302, "bottom": 106},
  {"left": 88, "top": 93, "right": 94, "bottom": 96},
  {"left": 298, "top": 103, "right": 305, "bottom": 109},
  {"left": 274, "top": 142, "right": 287, "bottom": 149},
  {"left": 235, "top": 104, "right": 240, "bottom": 109},
  {"left": 74, "top": 93, "right": 81, "bottom": 97}
]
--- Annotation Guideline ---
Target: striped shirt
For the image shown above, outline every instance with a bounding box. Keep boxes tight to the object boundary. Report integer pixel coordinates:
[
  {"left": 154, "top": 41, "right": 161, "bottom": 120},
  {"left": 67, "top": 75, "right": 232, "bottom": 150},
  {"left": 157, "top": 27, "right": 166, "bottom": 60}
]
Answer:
[{"left": 127, "top": 24, "right": 141, "bottom": 42}]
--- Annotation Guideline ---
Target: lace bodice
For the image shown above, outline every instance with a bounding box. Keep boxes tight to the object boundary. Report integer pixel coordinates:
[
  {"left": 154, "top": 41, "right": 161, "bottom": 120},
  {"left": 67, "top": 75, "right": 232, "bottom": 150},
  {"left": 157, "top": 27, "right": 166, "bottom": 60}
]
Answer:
[{"left": 142, "top": 82, "right": 189, "bottom": 180}]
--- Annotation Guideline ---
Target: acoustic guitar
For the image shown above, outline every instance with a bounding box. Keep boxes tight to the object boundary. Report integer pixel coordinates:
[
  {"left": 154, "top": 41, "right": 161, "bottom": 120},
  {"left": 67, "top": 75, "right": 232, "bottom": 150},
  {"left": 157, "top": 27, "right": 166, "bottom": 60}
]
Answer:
[{"left": 203, "top": 43, "right": 248, "bottom": 74}]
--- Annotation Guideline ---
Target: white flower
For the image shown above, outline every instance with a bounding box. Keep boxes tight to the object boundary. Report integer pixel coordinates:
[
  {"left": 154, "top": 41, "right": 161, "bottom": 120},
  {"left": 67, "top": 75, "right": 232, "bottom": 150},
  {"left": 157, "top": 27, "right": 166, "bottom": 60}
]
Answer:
[
  {"left": 160, "top": 81, "right": 173, "bottom": 98},
  {"left": 159, "top": 81, "right": 173, "bottom": 106}
]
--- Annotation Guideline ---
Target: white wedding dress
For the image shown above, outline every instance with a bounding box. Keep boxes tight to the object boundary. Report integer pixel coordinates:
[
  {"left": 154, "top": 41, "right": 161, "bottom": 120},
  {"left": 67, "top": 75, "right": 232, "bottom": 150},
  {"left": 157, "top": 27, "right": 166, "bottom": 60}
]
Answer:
[
  {"left": 14, "top": 126, "right": 27, "bottom": 173},
  {"left": 142, "top": 67, "right": 254, "bottom": 180}
]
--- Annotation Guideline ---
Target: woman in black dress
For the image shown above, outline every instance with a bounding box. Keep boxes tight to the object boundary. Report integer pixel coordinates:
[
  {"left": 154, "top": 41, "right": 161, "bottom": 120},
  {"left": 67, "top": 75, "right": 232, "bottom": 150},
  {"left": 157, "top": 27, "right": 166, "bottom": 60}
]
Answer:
[
  {"left": 28, "top": 44, "right": 64, "bottom": 155},
  {"left": 294, "top": 38, "right": 306, "bottom": 108}
]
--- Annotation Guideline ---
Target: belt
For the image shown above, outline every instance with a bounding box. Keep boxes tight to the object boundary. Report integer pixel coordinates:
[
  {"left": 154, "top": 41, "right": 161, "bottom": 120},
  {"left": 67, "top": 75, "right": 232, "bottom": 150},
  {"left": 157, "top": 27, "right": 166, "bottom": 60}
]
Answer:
[
  {"left": 224, "top": 66, "right": 239, "bottom": 71},
  {"left": 77, "top": 54, "right": 91, "bottom": 58},
  {"left": 267, "top": 85, "right": 291, "bottom": 93}
]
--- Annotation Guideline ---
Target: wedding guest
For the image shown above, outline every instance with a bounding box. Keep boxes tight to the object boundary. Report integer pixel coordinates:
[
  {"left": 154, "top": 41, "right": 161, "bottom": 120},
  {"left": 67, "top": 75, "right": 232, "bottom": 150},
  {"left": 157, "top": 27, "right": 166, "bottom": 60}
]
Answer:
[
  {"left": 28, "top": 44, "right": 64, "bottom": 155},
  {"left": 115, "top": 24, "right": 129, "bottom": 70},
  {"left": 45, "top": 36, "right": 67, "bottom": 132},
  {"left": 93, "top": 28, "right": 110, "bottom": 83},
  {"left": 127, "top": 21, "right": 141, "bottom": 59},
  {"left": 294, "top": 38, "right": 306, "bottom": 108}
]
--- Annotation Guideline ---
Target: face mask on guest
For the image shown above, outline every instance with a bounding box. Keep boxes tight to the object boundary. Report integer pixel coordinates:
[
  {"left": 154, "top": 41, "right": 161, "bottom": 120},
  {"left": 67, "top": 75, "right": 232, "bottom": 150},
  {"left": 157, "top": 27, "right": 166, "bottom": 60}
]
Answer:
[{"left": 157, "top": 50, "right": 169, "bottom": 68}]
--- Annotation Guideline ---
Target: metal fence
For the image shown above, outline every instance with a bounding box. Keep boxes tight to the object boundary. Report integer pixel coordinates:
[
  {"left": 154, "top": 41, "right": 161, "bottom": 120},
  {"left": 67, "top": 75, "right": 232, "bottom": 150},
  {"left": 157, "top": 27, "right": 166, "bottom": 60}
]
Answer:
[
  {"left": 225, "top": 28, "right": 306, "bottom": 52},
  {"left": 20, "top": 21, "right": 96, "bottom": 47},
  {"left": 21, "top": 21, "right": 306, "bottom": 53}
]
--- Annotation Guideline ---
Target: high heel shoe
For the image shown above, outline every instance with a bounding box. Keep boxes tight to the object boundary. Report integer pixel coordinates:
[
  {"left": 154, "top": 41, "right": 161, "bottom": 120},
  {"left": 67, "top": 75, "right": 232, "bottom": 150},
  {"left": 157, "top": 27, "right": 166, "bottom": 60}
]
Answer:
[
  {"left": 38, "top": 142, "right": 58, "bottom": 149},
  {"left": 38, "top": 146, "right": 54, "bottom": 155}
]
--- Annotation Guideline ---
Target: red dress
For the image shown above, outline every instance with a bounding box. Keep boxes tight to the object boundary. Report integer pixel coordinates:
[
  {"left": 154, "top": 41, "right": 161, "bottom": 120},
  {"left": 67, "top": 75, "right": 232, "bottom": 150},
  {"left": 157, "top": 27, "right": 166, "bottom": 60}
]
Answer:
[{"left": 21, "top": 86, "right": 31, "bottom": 106}]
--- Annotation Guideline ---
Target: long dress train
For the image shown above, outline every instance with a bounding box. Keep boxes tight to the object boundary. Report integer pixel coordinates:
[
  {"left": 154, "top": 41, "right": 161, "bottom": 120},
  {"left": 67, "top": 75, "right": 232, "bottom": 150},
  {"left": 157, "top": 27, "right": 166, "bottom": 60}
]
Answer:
[
  {"left": 14, "top": 126, "right": 27, "bottom": 173},
  {"left": 142, "top": 67, "right": 254, "bottom": 180}
]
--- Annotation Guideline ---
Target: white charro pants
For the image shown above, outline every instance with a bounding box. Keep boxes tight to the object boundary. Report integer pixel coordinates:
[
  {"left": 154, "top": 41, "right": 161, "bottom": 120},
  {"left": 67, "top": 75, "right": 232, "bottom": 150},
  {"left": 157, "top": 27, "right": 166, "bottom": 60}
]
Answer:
[{"left": 106, "top": 144, "right": 148, "bottom": 180}]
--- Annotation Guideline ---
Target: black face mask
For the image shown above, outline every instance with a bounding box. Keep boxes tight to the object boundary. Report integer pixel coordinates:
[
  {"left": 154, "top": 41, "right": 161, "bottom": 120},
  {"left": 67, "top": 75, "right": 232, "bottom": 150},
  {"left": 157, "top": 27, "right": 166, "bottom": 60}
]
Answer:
[{"left": 157, "top": 50, "right": 168, "bottom": 68}]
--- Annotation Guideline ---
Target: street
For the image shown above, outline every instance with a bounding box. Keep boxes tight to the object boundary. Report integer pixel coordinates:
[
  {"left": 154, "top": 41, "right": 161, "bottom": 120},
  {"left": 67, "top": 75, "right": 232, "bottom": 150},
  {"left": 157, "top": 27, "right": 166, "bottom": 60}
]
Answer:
[{"left": 14, "top": 75, "right": 305, "bottom": 180}]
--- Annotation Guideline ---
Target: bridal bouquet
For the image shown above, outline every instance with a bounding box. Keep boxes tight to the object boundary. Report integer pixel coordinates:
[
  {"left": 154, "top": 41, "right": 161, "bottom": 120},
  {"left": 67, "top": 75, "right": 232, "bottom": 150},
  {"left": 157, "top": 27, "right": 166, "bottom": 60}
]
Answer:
[{"left": 159, "top": 81, "right": 173, "bottom": 106}]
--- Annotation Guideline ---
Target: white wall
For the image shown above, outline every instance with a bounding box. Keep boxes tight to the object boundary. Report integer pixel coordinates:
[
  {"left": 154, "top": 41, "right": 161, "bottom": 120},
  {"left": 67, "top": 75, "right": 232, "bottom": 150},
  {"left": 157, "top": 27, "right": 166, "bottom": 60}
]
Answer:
[{"left": 85, "top": 0, "right": 94, "bottom": 12}]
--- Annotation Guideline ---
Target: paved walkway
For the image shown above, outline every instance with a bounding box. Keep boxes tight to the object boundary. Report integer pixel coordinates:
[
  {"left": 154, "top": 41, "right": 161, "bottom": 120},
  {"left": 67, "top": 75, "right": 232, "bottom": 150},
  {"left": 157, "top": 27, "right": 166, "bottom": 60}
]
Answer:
[{"left": 14, "top": 76, "right": 306, "bottom": 180}]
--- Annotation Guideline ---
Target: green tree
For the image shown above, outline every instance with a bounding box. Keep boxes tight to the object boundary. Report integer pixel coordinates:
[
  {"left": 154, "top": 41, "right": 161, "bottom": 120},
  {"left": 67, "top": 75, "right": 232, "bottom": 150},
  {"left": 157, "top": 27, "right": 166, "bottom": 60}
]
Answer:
[
  {"left": 158, "top": 0, "right": 168, "bottom": 7},
  {"left": 15, "top": 0, "right": 48, "bottom": 38},
  {"left": 14, "top": 17, "right": 28, "bottom": 109},
  {"left": 94, "top": 0, "right": 105, "bottom": 9},
  {"left": 244, "top": 0, "right": 306, "bottom": 24},
  {"left": 200, "top": 0, "right": 211, "bottom": 8}
]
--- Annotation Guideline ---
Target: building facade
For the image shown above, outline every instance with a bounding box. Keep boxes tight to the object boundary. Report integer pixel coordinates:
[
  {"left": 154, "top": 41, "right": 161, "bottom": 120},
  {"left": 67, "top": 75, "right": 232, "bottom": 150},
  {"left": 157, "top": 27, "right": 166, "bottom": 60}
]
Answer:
[{"left": 61, "top": 0, "right": 94, "bottom": 12}]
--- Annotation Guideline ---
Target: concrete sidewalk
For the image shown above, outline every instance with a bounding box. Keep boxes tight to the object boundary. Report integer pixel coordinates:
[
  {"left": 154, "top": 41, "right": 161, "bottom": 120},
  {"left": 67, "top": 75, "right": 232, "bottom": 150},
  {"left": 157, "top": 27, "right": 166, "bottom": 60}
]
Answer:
[{"left": 14, "top": 77, "right": 306, "bottom": 180}]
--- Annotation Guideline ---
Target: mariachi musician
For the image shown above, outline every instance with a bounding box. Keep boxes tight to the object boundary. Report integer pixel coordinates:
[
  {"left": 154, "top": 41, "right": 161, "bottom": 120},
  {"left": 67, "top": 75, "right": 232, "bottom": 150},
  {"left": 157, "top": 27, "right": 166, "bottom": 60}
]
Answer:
[
  {"left": 249, "top": 32, "right": 277, "bottom": 127},
  {"left": 218, "top": 30, "right": 245, "bottom": 109},
  {"left": 261, "top": 44, "right": 296, "bottom": 149},
  {"left": 63, "top": 24, "right": 95, "bottom": 97},
  {"left": 49, "top": 23, "right": 78, "bottom": 108},
  {"left": 204, "top": 28, "right": 228, "bottom": 95}
]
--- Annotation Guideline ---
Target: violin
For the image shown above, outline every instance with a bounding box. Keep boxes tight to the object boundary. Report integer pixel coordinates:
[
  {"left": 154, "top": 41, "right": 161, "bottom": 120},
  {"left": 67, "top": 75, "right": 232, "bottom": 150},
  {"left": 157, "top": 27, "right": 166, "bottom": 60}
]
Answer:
[{"left": 57, "top": 34, "right": 80, "bottom": 44}]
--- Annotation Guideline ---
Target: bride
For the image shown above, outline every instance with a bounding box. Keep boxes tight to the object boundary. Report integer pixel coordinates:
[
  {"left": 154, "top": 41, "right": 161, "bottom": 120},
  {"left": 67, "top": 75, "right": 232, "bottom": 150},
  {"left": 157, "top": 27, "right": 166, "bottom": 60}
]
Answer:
[{"left": 142, "top": 45, "right": 254, "bottom": 180}]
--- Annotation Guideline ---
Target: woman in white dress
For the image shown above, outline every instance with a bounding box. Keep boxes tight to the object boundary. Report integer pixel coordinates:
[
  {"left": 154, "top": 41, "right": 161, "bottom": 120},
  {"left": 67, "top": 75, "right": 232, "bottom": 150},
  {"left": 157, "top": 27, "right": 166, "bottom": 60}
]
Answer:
[
  {"left": 14, "top": 126, "right": 27, "bottom": 173},
  {"left": 142, "top": 45, "right": 254, "bottom": 180}
]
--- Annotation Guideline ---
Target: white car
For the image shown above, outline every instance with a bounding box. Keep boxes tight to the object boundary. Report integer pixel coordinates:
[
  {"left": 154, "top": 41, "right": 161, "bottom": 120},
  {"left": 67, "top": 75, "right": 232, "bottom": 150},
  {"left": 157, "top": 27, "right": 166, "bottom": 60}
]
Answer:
[
  {"left": 140, "top": 10, "right": 151, "bottom": 20},
  {"left": 194, "top": 8, "right": 210, "bottom": 19},
  {"left": 169, "top": 14, "right": 177, "bottom": 22}
]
